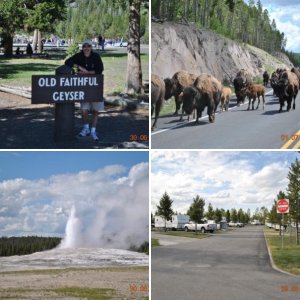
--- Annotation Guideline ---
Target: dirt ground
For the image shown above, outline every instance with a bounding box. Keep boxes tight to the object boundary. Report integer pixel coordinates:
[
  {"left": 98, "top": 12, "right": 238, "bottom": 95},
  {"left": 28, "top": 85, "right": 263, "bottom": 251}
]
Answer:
[
  {"left": 0, "top": 267, "right": 149, "bottom": 299},
  {"left": 0, "top": 91, "right": 149, "bottom": 149}
]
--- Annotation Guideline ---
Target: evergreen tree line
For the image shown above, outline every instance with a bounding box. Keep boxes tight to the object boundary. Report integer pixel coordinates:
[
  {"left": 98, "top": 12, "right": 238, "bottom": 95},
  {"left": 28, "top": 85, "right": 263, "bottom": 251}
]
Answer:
[
  {"left": 152, "top": 0, "right": 287, "bottom": 54},
  {"left": 0, "top": 236, "right": 62, "bottom": 257},
  {"left": 283, "top": 50, "right": 300, "bottom": 67},
  {"left": 154, "top": 192, "right": 253, "bottom": 225},
  {"left": 55, "top": 0, "right": 149, "bottom": 44}
]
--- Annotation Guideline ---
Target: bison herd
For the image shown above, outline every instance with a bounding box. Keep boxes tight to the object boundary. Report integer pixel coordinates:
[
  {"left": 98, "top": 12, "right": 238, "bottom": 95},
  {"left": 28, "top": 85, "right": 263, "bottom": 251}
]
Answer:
[{"left": 151, "top": 67, "right": 300, "bottom": 130}]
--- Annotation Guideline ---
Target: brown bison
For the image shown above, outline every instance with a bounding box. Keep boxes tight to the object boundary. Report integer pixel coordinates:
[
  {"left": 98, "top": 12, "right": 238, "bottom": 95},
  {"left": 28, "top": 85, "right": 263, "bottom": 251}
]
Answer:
[
  {"left": 246, "top": 84, "right": 266, "bottom": 110},
  {"left": 233, "top": 69, "right": 253, "bottom": 106},
  {"left": 151, "top": 74, "right": 165, "bottom": 130},
  {"left": 263, "top": 71, "right": 269, "bottom": 87},
  {"left": 181, "top": 74, "right": 222, "bottom": 124},
  {"left": 164, "top": 70, "right": 198, "bottom": 115},
  {"left": 220, "top": 87, "right": 232, "bottom": 112},
  {"left": 291, "top": 67, "right": 300, "bottom": 85},
  {"left": 277, "top": 70, "right": 299, "bottom": 112}
]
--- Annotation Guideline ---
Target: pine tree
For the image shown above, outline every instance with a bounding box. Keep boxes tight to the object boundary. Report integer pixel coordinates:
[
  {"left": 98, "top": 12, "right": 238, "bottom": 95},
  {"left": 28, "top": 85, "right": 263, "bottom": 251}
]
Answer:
[
  {"left": 205, "top": 203, "right": 215, "bottom": 220},
  {"left": 287, "top": 158, "right": 300, "bottom": 244},
  {"left": 156, "top": 192, "right": 174, "bottom": 231},
  {"left": 187, "top": 195, "right": 205, "bottom": 234}
]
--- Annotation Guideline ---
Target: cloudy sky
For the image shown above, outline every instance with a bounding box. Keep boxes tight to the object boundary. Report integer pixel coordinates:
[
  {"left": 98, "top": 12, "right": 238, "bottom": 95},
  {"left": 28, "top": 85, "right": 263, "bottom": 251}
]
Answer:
[
  {"left": 151, "top": 151, "right": 298, "bottom": 215},
  {"left": 0, "top": 152, "right": 149, "bottom": 247},
  {"left": 257, "top": 0, "right": 300, "bottom": 52}
]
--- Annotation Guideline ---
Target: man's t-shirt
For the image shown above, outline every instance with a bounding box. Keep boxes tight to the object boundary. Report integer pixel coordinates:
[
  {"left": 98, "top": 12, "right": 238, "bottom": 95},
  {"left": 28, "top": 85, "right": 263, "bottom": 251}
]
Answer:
[{"left": 65, "top": 51, "right": 104, "bottom": 74}]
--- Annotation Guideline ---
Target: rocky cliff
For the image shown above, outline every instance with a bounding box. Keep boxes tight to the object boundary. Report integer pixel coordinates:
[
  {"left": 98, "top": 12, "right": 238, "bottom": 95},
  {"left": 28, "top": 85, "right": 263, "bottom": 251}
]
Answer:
[{"left": 151, "top": 22, "right": 294, "bottom": 83}]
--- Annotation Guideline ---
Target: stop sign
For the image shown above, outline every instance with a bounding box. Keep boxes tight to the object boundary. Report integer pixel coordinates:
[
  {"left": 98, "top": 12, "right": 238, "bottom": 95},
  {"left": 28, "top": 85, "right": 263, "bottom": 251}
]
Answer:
[{"left": 277, "top": 199, "right": 289, "bottom": 213}]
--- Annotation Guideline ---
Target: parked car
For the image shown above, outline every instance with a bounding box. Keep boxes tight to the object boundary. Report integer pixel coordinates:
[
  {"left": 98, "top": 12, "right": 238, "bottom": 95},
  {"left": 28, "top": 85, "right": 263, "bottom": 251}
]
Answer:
[{"left": 183, "top": 220, "right": 217, "bottom": 233}]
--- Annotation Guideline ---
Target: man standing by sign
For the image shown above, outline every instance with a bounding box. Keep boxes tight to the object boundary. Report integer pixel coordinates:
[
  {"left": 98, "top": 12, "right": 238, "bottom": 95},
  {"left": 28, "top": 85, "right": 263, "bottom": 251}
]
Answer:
[{"left": 65, "top": 40, "right": 104, "bottom": 141}]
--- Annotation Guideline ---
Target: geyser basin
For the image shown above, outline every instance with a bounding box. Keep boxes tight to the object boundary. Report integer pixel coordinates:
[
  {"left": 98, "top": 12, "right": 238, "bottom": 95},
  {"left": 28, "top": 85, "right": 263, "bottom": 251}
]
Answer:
[{"left": 0, "top": 248, "right": 148, "bottom": 271}]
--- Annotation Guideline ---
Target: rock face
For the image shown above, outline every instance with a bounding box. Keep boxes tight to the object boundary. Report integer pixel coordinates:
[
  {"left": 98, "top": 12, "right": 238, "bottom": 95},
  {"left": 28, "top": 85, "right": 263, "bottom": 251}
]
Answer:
[{"left": 151, "top": 22, "right": 293, "bottom": 83}]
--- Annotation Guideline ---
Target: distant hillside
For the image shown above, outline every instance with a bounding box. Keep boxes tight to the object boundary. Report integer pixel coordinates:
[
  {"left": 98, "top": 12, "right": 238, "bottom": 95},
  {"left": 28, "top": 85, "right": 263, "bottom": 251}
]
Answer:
[{"left": 151, "top": 22, "right": 293, "bottom": 83}]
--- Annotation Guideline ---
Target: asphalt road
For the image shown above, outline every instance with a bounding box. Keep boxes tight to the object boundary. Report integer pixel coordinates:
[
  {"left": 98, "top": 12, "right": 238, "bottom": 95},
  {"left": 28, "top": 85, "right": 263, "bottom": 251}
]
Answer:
[
  {"left": 152, "top": 226, "right": 300, "bottom": 300},
  {"left": 151, "top": 88, "right": 300, "bottom": 149}
]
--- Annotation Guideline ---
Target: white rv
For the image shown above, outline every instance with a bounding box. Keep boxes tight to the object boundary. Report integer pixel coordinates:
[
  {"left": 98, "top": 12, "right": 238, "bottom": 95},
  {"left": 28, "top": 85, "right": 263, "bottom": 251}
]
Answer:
[{"left": 155, "top": 214, "right": 190, "bottom": 230}]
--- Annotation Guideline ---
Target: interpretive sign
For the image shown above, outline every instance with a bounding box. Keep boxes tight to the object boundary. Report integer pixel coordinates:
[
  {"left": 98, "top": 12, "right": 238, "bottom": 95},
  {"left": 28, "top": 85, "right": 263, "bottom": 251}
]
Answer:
[{"left": 32, "top": 74, "right": 103, "bottom": 104}]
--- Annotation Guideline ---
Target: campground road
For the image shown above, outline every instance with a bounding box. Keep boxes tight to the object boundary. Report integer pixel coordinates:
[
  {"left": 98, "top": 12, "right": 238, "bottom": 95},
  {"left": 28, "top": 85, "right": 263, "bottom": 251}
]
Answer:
[
  {"left": 151, "top": 88, "right": 300, "bottom": 149},
  {"left": 152, "top": 226, "right": 300, "bottom": 300}
]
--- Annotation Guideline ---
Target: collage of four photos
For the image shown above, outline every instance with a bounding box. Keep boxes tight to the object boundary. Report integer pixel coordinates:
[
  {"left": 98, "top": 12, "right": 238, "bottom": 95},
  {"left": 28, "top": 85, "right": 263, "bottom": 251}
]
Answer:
[{"left": 1, "top": 0, "right": 300, "bottom": 299}]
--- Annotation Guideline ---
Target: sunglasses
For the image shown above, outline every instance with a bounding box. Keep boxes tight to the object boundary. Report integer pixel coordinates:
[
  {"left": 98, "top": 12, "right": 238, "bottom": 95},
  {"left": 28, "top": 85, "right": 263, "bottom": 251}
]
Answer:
[{"left": 83, "top": 44, "right": 92, "bottom": 48}]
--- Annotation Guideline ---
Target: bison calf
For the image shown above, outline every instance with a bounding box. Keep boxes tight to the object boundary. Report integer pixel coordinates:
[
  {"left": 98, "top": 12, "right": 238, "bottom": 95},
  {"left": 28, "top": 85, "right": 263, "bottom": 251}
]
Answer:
[
  {"left": 220, "top": 87, "right": 232, "bottom": 112},
  {"left": 246, "top": 84, "right": 266, "bottom": 110}
]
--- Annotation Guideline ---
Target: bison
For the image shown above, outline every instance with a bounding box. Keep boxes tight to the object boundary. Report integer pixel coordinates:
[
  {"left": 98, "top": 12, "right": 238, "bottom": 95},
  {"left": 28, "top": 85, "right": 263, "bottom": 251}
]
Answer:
[
  {"left": 220, "top": 87, "right": 232, "bottom": 112},
  {"left": 245, "top": 84, "right": 266, "bottom": 110},
  {"left": 164, "top": 70, "right": 198, "bottom": 115},
  {"left": 181, "top": 74, "right": 222, "bottom": 124},
  {"left": 233, "top": 69, "right": 253, "bottom": 106},
  {"left": 151, "top": 74, "right": 165, "bottom": 130},
  {"left": 277, "top": 70, "right": 299, "bottom": 112},
  {"left": 263, "top": 71, "right": 269, "bottom": 87}
]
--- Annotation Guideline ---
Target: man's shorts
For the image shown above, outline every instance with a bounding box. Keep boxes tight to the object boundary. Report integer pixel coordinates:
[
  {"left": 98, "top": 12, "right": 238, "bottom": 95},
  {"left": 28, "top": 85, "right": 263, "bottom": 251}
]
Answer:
[{"left": 80, "top": 101, "right": 105, "bottom": 112}]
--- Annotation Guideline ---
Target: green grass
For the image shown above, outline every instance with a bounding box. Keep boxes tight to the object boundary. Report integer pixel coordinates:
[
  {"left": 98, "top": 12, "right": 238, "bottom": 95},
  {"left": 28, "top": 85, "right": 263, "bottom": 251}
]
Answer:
[
  {"left": 264, "top": 227, "right": 300, "bottom": 275},
  {"left": 151, "top": 238, "right": 160, "bottom": 247},
  {"left": 52, "top": 287, "right": 117, "bottom": 300},
  {"left": 159, "top": 99, "right": 176, "bottom": 117},
  {"left": 0, "top": 287, "right": 118, "bottom": 300},
  {"left": 0, "top": 52, "right": 149, "bottom": 96},
  {"left": 155, "top": 231, "right": 211, "bottom": 239},
  {"left": 0, "top": 266, "right": 148, "bottom": 276}
]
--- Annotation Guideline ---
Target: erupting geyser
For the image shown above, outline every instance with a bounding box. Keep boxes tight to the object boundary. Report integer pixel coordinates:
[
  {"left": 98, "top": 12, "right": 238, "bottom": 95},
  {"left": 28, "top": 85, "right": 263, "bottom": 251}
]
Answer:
[{"left": 59, "top": 206, "right": 82, "bottom": 248}]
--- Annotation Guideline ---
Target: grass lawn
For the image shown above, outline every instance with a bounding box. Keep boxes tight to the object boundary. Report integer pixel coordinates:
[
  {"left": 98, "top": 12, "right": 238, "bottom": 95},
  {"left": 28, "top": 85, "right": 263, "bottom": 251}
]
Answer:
[
  {"left": 159, "top": 99, "right": 176, "bottom": 117},
  {"left": 151, "top": 238, "right": 160, "bottom": 247},
  {"left": 264, "top": 227, "right": 300, "bottom": 275},
  {"left": 0, "top": 50, "right": 149, "bottom": 96},
  {"left": 154, "top": 231, "right": 210, "bottom": 239}
]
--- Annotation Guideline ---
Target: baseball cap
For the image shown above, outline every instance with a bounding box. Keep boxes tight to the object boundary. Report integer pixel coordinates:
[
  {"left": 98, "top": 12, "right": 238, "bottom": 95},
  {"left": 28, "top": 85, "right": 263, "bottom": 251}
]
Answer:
[{"left": 82, "top": 40, "right": 92, "bottom": 47}]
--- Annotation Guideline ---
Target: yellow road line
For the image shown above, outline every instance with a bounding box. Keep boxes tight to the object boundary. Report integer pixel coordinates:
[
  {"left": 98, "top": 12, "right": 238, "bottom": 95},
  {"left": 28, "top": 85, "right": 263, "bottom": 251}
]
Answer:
[
  {"left": 293, "top": 139, "right": 300, "bottom": 149},
  {"left": 281, "top": 129, "right": 300, "bottom": 149}
]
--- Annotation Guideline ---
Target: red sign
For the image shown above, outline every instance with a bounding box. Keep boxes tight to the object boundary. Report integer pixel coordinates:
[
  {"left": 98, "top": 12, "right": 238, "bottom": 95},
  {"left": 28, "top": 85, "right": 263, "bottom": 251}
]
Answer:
[{"left": 277, "top": 199, "right": 289, "bottom": 213}]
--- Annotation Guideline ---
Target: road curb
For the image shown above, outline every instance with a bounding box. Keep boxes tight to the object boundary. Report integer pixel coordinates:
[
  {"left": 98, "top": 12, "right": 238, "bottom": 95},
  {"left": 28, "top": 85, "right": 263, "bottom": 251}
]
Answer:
[{"left": 263, "top": 229, "right": 300, "bottom": 278}]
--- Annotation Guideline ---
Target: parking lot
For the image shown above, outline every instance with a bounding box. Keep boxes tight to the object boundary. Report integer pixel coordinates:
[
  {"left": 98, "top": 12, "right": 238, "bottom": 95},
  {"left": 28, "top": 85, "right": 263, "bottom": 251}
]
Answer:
[{"left": 152, "top": 226, "right": 300, "bottom": 300}]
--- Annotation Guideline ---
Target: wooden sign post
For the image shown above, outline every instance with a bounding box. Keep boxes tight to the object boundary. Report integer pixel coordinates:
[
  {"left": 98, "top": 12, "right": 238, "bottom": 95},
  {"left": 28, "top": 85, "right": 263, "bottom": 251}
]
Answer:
[{"left": 32, "top": 66, "right": 103, "bottom": 142}]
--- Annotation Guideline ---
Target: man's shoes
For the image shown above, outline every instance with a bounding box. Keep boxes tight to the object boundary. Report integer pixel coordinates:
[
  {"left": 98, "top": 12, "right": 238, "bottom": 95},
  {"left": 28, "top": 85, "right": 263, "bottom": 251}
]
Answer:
[
  {"left": 79, "top": 127, "right": 90, "bottom": 137},
  {"left": 91, "top": 131, "right": 99, "bottom": 141}
]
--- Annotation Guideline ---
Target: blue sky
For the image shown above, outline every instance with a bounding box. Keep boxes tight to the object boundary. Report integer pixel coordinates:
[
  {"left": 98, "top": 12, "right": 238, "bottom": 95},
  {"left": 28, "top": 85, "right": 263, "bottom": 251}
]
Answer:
[
  {"left": 254, "top": 1, "right": 300, "bottom": 52},
  {"left": 152, "top": 151, "right": 299, "bottom": 215},
  {"left": 0, "top": 151, "right": 149, "bottom": 238},
  {"left": 0, "top": 151, "right": 148, "bottom": 181}
]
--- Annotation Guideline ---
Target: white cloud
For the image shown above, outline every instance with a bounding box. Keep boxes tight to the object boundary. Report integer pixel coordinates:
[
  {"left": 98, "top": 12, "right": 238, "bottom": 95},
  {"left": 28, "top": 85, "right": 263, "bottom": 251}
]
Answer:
[
  {"left": 152, "top": 151, "right": 293, "bottom": 215},
  {"left": 264, "top": 3, "right": 300, "bottom": 52},
  {"left": 0, "top": 163, "right": 149, "bottom": 250}
]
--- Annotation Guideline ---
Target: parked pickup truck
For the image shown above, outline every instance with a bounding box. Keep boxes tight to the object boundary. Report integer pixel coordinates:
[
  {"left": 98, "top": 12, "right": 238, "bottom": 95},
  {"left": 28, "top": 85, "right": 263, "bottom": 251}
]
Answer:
[{"left": 183, "top": 221, "right": 217, "bottom": 233}]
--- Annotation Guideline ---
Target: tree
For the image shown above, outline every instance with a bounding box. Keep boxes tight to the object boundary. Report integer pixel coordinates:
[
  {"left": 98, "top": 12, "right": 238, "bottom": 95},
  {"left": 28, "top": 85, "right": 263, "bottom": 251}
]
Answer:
[
  {"left": 156, "top": 192, "right": 174, "bottom": 231},
  {"left": 0, "top": 0, "right": 26, "bottom": 56},
  {"left": 187, "top": 195, "right": 205, "bottom": 234},
  {"left": 226, "top": 209, "right": 231, "bottom": 223},
  {"left": 113, "top": 0, "right": 148, "bottom": 94},
  {"left": 231, "top": 208, "right": 238, "bottom": 222},
  {"left": 0, "top": 0, "right": 66, "bottom": 56},
  {"left": 214, "top": 208, "right": 223, "bottom": 223},
  {"left": 25, "top": 0, "right": 66, "bottom": 53},
  {"left": 205, "top": 203, "right": 215, "bottom": 220},
  {"left": 287, "top": 158, "right": 300, "bottom": 244}
]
